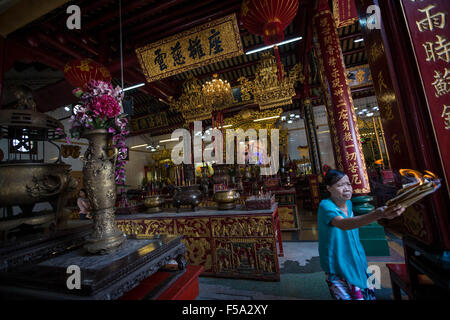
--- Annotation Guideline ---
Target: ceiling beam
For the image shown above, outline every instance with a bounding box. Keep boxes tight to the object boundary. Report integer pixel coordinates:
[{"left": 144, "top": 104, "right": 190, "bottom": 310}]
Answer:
[
  {"left": 342, "top": 47, "right": 366, "bottom": 56},
  {"left": 36, "top": 31, "right": 83, "bottom": 60},
  {"left": 83, "top": 0, "right": 153, "bottom": 30},
  {"left": 339, "top": 31, "right": 363, "bottom": 41},
  {"left": 123, "top": 0, "right": 226, "bottom": 38},
  {"left": 7, "top": 39, "right": 66, "bottom": 71},
  {"left": 33, "top": 79, "right": 78, "bottom": 112},
  {"left": 134, "top": 2, "right": 242, "bottom": 45},
  {"left": 194, "top": 49, "right": 298, "bottom": 81},
  {"left": 102, "top": 0, "right": 193, "bottom": 36}
]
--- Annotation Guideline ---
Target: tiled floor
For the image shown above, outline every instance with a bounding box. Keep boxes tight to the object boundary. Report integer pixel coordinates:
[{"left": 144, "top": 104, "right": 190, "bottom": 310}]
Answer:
[
  {"left": 282, "top": 212, "right": 318, "bottom": 242},
  {"left": 198, "top": 211, "right": 408, "bottom": 300}
]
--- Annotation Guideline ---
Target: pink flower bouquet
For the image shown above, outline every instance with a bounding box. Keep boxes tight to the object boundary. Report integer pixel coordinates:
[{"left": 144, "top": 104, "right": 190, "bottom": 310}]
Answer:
[{"left": 67, "top": 79, "right": 129, "bottom": 184}]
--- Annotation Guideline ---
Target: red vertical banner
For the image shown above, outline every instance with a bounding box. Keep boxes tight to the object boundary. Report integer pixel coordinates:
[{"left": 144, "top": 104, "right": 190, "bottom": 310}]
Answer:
[
  {"left": 399, "top": 1, "right": 450, "bottom": 196},
  {"left": 313, "top": 1, "right": 370, "bottom": 195},
  {"left": 332, "top": 0, "right": 358, "bottom": 27},
  {"left": 354, "top": 0, "right": 416, "bottom": 174}
]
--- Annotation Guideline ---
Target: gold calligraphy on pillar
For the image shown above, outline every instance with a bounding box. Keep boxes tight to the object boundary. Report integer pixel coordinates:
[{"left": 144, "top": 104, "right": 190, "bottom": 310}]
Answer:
[
  {"left": 416, "top": 4, "right": 446, "bottom": 32},
  {"left": 414, "top": 3, "right": 449, "bottom": 131},
  {"left": 442, "top": 105, "right": 450, "bottom": 129}
]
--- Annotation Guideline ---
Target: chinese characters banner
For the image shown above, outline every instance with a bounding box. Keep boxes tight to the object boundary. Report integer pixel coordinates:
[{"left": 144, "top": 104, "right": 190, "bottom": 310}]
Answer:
[
  {"left": 314, "top": 8, "right": 370, "bottom": 194},
  {"left": 135, "top": 14, "right": 243, "bottom": 82},
  {"left": 354, "top": 0, "right": 415, "bottom": 171},
  {"left": 332, "top": 0, "right": 358, "bottom": 27},
  {"left": 130, "top": 112, "right": 169, "bottom": 134},
  {"left": 400, "top": 1, "right": 450, "bottom": 194}
]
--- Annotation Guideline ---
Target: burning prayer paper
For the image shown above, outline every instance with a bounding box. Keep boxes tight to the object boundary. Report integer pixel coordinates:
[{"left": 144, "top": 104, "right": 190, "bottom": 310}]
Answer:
[{"left": 386, "top": 169, "right": 441, "bottom": 209}]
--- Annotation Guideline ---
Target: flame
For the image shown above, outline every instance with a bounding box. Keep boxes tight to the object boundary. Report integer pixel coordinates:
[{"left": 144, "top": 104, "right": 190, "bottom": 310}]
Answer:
[
  {"left": 374, "top": 159, "right": 383, "bottom": 165},
  {"left": 423, "top": 170, "right": 438, "bottom": 180},
  {"left": 399, "top": 169, "right": 424, "bottom": 185}
]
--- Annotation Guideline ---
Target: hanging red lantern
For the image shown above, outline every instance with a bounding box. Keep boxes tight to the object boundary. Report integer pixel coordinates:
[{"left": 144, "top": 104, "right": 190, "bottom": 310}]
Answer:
[
  {"left": 64, "top": 58, "right": 112, "bottom": 89},
  {"left": 241, "top": 0, "right": 299, "bottom": 80}
]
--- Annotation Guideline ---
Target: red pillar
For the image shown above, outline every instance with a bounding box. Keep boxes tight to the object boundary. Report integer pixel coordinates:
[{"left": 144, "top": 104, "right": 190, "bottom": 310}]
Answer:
[{"left": 313, "top": 0, "right": 370, "bottom": 195}]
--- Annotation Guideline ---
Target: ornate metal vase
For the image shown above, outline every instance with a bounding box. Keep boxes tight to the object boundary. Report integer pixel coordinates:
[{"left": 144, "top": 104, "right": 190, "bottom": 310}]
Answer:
[{"left": 82, "top": 129, "right": 125, "bottom": 254}]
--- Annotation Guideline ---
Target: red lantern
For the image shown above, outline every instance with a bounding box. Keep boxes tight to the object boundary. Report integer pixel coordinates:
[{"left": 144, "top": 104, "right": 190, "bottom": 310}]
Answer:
[
  {"left": 241, "top": 0, "right": 299, "bottom": 80},
  {"left": 64, "top": 58, "right": 112, "bottom": 89}
]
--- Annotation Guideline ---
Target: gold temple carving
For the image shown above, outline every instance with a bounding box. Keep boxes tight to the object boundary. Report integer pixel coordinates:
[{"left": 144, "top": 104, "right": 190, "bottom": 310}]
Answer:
[{"left": 238, "top": 52, "right": 305, "bottom": 110}]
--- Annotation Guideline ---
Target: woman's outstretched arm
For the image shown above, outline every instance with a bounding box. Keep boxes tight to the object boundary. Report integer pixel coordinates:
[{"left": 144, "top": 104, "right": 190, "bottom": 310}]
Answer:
[{"left": 331, "top": 205, "right": 405, "bottom": 230}]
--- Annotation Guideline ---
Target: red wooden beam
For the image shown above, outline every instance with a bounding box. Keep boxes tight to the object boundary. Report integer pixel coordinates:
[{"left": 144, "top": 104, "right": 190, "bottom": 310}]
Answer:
[
  {"left": 134, "top": 2, "right": 242, "bottom": 45},
  {"left": 340, "top": 32, "right": 363, "bottom": 41},
  {"left": 33, "top": 79, "right": 78, "bottom": 112},
  {"left": 54, "top": 0, "right": 114, "bottom": 24},
  {"left": 83, "top": 0, "right": 154, "bottom": 30},
  {"left": 123, "top": 0, "right": 220, "bottom": 35},
  {"left": 196, "top": 48, "right": 297, "bottom": 81},
  {"left": 125, "top": 68, "right": 172, "bottom": 101},
  {"left": 7, "top": 39, "right": 66, "bottom": 71},
  {"left": 42, "top": 22, "right": 99, "bottom": 57},
  {"left": 343, "top": 47, "right": 366, "bottom": 56},
  {"left": 108, "top": 52, "right": 138, "bottom": 74},
  {"left": 102, "top": 0, "right": 193, "bottom": 35},
  {"left": 36, "top": 32, "right": 83, "bottom": 60}
]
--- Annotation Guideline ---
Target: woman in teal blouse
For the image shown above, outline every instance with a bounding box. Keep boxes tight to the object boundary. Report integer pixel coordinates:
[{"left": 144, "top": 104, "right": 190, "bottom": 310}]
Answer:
[{"left": 318, "top": 169, "right": 405, "bottom": 300}]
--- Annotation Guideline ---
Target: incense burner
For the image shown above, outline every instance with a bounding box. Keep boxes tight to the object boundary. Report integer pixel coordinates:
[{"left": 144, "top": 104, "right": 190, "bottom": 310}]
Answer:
[
  {"left": 144, "top": 195, "right": 165, "bottom": 213},
  {"left": 213, "top": 189, "right": 240, "bottom": 210},
  {"left": 173, "top": 185, "right": 203, "bottom": 212}
]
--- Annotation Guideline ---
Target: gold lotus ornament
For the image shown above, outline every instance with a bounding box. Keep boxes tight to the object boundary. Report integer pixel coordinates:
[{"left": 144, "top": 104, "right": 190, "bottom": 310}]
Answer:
[
  {"left": 238, "top": 52, "right": 304, "bottom": 110},
  {"left": 169, "top": 75, "right": 212, "bottom": 123}
]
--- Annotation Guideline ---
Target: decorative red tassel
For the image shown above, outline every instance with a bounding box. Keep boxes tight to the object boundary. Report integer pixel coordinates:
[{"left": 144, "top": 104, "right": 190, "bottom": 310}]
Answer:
[{"left": 273, "top": 45, "right": 283, "bottom": 81}]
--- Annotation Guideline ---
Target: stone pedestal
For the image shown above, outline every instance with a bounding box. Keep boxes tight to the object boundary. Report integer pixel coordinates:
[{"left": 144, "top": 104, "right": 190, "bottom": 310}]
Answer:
[{"left": 0, "top": 234, "right": 186, "bottom": 299}]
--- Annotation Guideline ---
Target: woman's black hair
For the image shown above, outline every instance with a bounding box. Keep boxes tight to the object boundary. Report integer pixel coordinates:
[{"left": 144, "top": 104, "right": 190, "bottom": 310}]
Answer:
[
  {"left": 324, "top": 169, "right": 346, "bottom": 187},
  {"left": 79, "top": 188, "right": 87, "bottom": 195}
]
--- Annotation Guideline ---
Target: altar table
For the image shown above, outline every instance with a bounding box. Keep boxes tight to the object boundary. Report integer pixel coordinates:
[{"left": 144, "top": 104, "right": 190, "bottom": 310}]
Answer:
[{"left": 116, "top": 203, "right": 282, "bottom": 281}]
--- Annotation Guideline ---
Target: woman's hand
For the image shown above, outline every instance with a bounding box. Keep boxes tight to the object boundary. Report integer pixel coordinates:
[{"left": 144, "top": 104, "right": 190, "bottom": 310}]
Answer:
[{"left": 375, "top": 205, "right": 406, "bottom": 220}]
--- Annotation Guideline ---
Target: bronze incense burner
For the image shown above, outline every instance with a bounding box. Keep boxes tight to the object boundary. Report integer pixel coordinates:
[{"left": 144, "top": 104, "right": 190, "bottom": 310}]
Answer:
[
  {"left": 213, "top": 189, "right": 240, "bottom": 210},
  {"left": 172, "top": 185, "right": 203, "bottom": 212},
  {"left": 0, "top": 103, "right": 77, "bottom": 239},
  {"left": 144, "top": 195, "right": 165, "bottom": 213}
]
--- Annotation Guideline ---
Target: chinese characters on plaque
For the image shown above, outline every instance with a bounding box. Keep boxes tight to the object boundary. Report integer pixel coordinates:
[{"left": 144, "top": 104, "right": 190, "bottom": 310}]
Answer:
[
  {"left": 135, "top": 14, "right": 243, "bottom": 82},
  {"left": 400, "top": 1, "right": 450, "bottom": 191}
]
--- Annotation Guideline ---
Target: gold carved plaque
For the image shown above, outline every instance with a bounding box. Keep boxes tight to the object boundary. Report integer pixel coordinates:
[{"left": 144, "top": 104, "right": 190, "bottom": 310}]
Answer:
[{"left": 136, "top": 14, "right": 243, "bottom": 82}]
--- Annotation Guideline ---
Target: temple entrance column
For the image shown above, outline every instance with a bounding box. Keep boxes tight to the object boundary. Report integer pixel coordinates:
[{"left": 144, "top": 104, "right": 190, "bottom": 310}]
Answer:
[
  {"left": 313, "top": 0, "right": 370, "bottom": 196},
  {"left": 0, "top": 36, "right": 5, "bottom": 108},
  {"left": 303, "top": 97, "right": 322, "bottom": 175},
  {"left": 313, "top": 0, "right": 389, "bottom": 256}
]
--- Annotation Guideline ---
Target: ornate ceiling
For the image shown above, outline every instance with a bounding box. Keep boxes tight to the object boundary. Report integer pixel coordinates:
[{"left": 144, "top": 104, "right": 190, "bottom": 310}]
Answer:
[{"left": 1, "top": 0, "right": 373, "bottom": 136}]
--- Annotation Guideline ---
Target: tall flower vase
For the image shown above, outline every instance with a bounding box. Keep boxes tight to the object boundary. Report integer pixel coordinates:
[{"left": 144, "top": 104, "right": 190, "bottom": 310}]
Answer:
[{"left": 82, "top": 129, "right": 126, "bottom": 254}]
